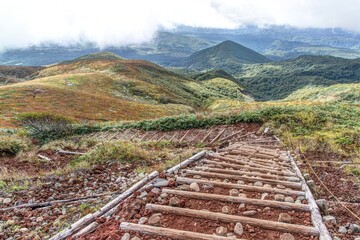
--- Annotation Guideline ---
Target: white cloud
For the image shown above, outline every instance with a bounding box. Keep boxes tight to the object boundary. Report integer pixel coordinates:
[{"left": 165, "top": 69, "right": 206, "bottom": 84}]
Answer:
[{"left": 0, "top": 0, "right": 359, "bottom": 51}]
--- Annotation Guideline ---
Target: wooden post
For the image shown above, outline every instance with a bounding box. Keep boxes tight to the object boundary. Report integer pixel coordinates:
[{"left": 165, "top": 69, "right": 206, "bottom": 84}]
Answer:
[
  {"left": 208, "top": 128, "right": 227, "bottom": 145},
  {"left": 145, "top": 204, "right": 319, "bottom": 236},
  {"left": 166, "top": 151, "right": 207, "bottom": 174},
  {"left": 201, "top": 129, "right": 213, "bottom": 142},
  {"left": 179, "top": 130, "right": 190, "bottom": 142},
  {"left": 219, "top": 129, "right": 243, "bottom": 142}
]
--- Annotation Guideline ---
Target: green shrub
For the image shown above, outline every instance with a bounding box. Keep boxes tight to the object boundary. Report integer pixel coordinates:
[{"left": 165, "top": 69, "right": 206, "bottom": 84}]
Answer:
[
  {"left": 73, "top": 141, "right": 148, "bottom": 165},
  {"left": 0, "top": 134, "right": 31, "bottom": 156},
  {"left": 17, "top": 112, "right": 76, "bottom": 143}
]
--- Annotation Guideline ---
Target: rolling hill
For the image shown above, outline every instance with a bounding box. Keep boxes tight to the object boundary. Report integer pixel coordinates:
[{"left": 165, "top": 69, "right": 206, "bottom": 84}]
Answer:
[
  {"left": 174, "top": 40, "right": 271, "bottom": 71},
  {"left": 236, "top": 55, "right": 360, "bottom": 100},
  {"left": 0, "top": 52, "right": 251, "bottom": 127}
]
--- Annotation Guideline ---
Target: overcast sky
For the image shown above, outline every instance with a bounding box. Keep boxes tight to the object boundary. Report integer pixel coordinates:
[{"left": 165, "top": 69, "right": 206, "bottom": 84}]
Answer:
[{"left": 1, "top": 0, "right": 360, "bottom": 51}]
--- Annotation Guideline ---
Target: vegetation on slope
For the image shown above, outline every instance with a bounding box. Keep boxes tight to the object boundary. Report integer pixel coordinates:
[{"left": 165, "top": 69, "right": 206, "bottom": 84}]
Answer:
[
  {"left": 0, "top": 53, "right": 251, "bottom": 127},
  {"left": 284, "top": 83, "right": 360, "bottom": 102},
  {"left": 0, "top": 66, "right": 42, "bottom": 85},
  {"left": 237, "top": 55, "right": 360, "bottom": 100}
]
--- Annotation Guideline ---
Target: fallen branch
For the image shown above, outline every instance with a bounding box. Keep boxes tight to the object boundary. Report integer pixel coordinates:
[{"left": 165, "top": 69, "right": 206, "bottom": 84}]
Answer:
[
  {"left": 57, "top": 149, "right": 85, "bottom": 155},
  {"left": 38, "top": 154, "right": 51, "bottom": 161}
]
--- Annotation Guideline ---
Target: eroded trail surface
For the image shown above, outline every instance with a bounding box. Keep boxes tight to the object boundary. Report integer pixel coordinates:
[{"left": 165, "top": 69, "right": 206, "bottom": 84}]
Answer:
[{"left": 75, "top": 138, "right": 328, "bottom": 240}]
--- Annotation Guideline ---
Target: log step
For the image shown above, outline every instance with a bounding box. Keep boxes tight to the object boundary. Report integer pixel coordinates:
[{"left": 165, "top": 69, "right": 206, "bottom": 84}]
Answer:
[
  {"left": 145, "top": 204, "right": 319, "bottom": 237},
  {"left": 162, "top": 189, "right": 310, "bottom": 211},
  {"left": 176, "top": 177, "right": 305, "bottom": 196},
  {"left": 120, "top": 222, "right": 246, "bottom": 240},
  {"left": 185, "top": 170, "right": 303, "bottom": 190}
]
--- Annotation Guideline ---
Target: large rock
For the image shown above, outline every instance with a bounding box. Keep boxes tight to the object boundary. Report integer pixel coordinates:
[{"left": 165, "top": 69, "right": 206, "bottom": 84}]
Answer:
[
  {"left": 121, "top": 233, "right": 131, "bottom": 240},
  {"left": 349, "top": 224, "right": 360, "bottom": 233},
  {"left": 323, "top": 215, "right": 336, "bottom": 225},
  {"left": 216, "top": 226, "right": 227, "bottom": 236},
  {"left": 338, "top": 226, "right": 347, "bottom": 234},
  {"left": 3, "top": 198, "right": 11, "bottom": 204},
  {"left": 189, "top": 182, "right": 200, "bottom": 192},
  {"left": 234, "top": 222, "right": 243, "bottom": 236},
  {"left": 278, "top": 213, "right": 292, "bottom": 223},
  {"left": 229, "top": 189, "right": 239, "bottom": 196},
  {"left": 169, "top": 197, "right": 180, "bottom": 207},
  {"left": 316, "top": 199, "right": 329, "bottom": 215},
  {"left": 280, "top": 233, "right": 295, "bottom": 240},
  {"left": 148, "top": 213, "right": 162, "bottom": 226},
  {"left": 152, "top": 178, "right": 168, "bottom": 188},
  {"left": 274, "top": 194, "right": 285, "bottom": 201}
]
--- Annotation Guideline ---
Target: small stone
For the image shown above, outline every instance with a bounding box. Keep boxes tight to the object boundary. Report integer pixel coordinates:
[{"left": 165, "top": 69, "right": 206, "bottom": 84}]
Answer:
[
  {"left": 261, "top": 193, "right": 268, "bottom": 200},
  {"left": 177, "top": 184, "right": 190, "bottom": 190},
  {"left": 36, "top": 217, "right": 43, "bottom": 222},
  {"left": 243, "top": 210, "right": 257, "bottom": 216},
  {"left": 234, "top": 222, "right": 243, "bottom": 236},
  {"left": 237, "top": 180, "right": 245, "bottom": 184},
  {"left": 284, "top": 197, "right": 294, "bottom": 203},
  {"left": 169, "top": 197, "right": 180, "bottom": 207},
  {"left": 151, "top": 188, "right": 161, "bottom": 195},
  {"left": 274, "top": 194, "right": 285, "bottom": 201},
  {"left": 229, "top": 189, "right": 239, "bottom": 196},
  {"left": 121, "top": 233, "right": 131, "bottom": 240},
  {"left": 280, "top": 233, "right": 295, "bottom": 240},
  {"left": 193, "top": 175, "right": 202, "bottom": 179},
  {"left": 296, "top": 196, "right": 305, "bottom": 201},
  {"left": 221, "top": 206, "right": 231, "bottom": 214},
  {"left": 216, "top": 226, "right": 227, "bottom": 236},
  {"left": 160, "top": 193, "right": 168, "bottom": 198},
  {"left": 3, "top": 198, "right": 11, "bottom": 204},
  {"left": 238, "top": 203, "right": 245, "bottom": 210},
  {"left": 338, "top": 226, "right": 347, "bottom": 234},
  {"left": 238, "top": 193, "right": 247, "bottom": 198},
  {"left": 323, "top": 215, "right": 336, "bottom": 225},
  {"left": 295, "top": 200, "right": 302, "bottom": 204},
  {"left": 148, "top": 213, "right": 162, "bottom": 225},
  {"left": 189, "top": 182, "right": 200, "bottom": 192},
  {"left": 254, "top": 181, "right": 263, "bottom": 187},
  {"left": 277, "top": 185, "right": 285, "bottom": 189},
  {"left": 130, "top": 237, "right": 141, "bottom": 240},
  {"left": 278, "top": 213, "right": 292, "bottom": 223},
  {"left": 19, "top": 228, "right": 29, "bottom": 233},
  {"left": 263, "top": 184, "right": 272, "bottom": 188},
  {"left": 202, "top": 184, "right": 213, "bottom": 190},
  {"left": 138, "top": 217, "right": 148, "bottom": 224}
]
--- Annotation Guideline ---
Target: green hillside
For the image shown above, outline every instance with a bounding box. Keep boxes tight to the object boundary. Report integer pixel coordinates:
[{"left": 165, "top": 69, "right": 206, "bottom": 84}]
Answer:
[
  {"left": 237, "top": 55, "right": 360, "bottom": 100},
  {"left": 284, "top": 83, "right": 360, "bottom": 102},
  {"left": 175, "top": 40, "right": 271, "bottom": 71}
]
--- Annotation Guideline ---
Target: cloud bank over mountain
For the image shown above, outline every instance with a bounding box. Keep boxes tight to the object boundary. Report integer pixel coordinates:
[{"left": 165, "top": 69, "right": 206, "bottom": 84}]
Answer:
[{"left": 1, "top": 0, "right": 359, "bottom": 51}]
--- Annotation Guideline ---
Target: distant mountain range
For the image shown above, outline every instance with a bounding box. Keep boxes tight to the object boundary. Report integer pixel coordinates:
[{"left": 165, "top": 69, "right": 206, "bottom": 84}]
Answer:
[{"left": 2, "top": 26, "right": 360, "bottom": 66}]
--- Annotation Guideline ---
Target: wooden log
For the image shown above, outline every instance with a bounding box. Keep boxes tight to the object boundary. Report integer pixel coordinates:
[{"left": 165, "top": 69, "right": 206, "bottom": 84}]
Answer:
[
  {"left": 108, "top": 131, "right": 120, "bottom": 140},
  {"left": 145, "top": 204, "right": 319, "bottom": 236},
  {"left": 179, "top": 130, "right": 190, "bottom": 142},
  {"left": 129, "top": 130, "right": 140, "bottom": 141},
  {"left": 203, "top": 159, "right": 295, "bottom": 177},
  {"left": 231, "top": 149, "right": 276, "bottom": 159},
  {"left": 157, "top": 133, "right": 167, "bottom": 142},
  {"left": 72, "top": 222, "right": 99, "bottom": 238},
  {"left": 120, "top": 222, "right": 245, "bottom": 240},
  {"left": 225, "top": 154, "right": 290, "bottom": 168},
  {"left": 169, "top": 132, "right": 178, "bottom": 142},
  {"left": 219, "top": 129, "right": 243, "bottom": 142},
  {"left": 189, "top": 130, "right": 201, "bottom": 143},
  {"left": 57, "top": 149, "right": 85, "bottom": 155},
  {"left": 176, "top": 177, "right": 305, "bottom": 196},
  {"left": 50, "top": 171, "right": 158, "bottom": 240},
  {"left": 119, "top": 129, "right": 130, "bottom": 140},
  {"left": 193, "top": 166, "right": 300, "bottom": 182},
  {"left": 138, "top": 132, "right": 149, "bottom": 142},
  {"left": 185, "top": 170, "right": 302, "bottom": 189},
  {"left": 201, "top": 129, "right": 213, "bottom": 142},
  {"left": 286, "top": 151, "right": 332, "bottom": 240},
  {"left": 38, "top": 154, "right": 51, "bottom": 161},
  {"left": 167, "top": 151, "right": 207, "bottom": 174},
  {"left": 209, "top": 154, "right": 283, "bottom": 172},
  {"left": 163, "top": 189, "right": 309, "bottom": 211},
  {"left": 208, "top": 128, "right": 226, "bottom": 145},
  {"left": 148, "top": 131, "right": 159, "bottom": 141}
]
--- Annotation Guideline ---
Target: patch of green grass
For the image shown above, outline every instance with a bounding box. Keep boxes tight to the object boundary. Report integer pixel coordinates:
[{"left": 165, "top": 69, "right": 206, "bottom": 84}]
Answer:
[{"left": 0, "top": 134, "right": 32, "bottom": 156}]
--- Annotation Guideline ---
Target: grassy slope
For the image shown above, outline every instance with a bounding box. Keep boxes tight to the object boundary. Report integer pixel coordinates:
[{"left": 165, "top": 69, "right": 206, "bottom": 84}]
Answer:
[
  {"left": 237, "top": 55, "right": 360, "bottom": 100},
  {"left": 0, "top": 66, "right": 42, "bottom": 85},
  {"left": 0, "top": 54, "right": 252, "bottom": 127},
  {"left": 284, "top": 83, "right": 360, "bottom": 102}
]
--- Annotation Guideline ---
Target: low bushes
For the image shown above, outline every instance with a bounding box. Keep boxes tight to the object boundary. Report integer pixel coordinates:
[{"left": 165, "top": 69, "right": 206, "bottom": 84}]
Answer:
[{"left": 0, "top": 134, "right": 31, "bottom": 156}]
